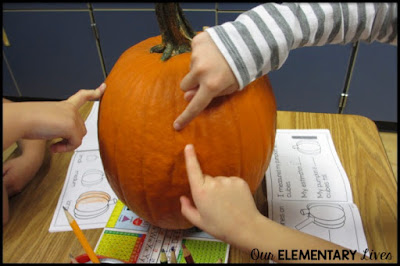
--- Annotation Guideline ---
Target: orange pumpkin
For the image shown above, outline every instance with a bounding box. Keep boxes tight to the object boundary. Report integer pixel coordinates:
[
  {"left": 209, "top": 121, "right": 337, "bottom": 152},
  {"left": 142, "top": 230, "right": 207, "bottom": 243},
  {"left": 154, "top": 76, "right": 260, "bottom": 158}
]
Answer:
[{"left": 98, "top": 4, "right": 277, "bottom": 229}]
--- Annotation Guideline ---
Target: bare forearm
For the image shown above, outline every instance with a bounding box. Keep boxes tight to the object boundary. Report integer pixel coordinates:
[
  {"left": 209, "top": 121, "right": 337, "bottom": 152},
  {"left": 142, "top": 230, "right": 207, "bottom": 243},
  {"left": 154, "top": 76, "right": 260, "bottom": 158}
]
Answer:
[
  {"left": 17, "top": 139, "right": 47, "bottom": 168},
  {"left": 3, "top": 184, "right": 10, "bottom": 226},
  {"left": 3, "top": 103, "right": 29, "bottom": 150},
  {"left": 18, "top": 139, "right": 46, "bottom": 157}
]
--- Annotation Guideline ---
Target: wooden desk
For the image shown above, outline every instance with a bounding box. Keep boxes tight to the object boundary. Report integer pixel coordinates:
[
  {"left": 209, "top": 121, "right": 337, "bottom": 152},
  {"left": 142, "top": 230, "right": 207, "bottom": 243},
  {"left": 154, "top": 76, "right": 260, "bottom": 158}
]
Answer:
[{"left": 3, "top": 102, "right": 397, "bottom": 263}]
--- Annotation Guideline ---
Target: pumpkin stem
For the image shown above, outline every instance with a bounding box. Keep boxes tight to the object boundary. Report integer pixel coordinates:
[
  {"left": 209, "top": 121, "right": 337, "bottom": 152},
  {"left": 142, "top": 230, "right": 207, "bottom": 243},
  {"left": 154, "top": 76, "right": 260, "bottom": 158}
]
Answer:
[{"left": 150, "top": 3, "right": 196, "bottom": 61}]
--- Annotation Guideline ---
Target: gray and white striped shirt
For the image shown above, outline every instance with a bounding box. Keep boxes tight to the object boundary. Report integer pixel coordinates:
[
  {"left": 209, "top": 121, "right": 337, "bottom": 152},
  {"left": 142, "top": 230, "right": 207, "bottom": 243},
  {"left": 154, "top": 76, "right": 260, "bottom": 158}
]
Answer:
[{"left": 206, "top": 3, "right": 397, "bottom": 89}]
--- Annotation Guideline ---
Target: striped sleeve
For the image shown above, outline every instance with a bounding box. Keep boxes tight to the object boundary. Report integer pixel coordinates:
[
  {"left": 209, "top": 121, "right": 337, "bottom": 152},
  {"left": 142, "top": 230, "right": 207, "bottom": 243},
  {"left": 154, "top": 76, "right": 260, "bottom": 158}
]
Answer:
[{"left": 206, "top": 3, "right": 397, "bottom": 90}]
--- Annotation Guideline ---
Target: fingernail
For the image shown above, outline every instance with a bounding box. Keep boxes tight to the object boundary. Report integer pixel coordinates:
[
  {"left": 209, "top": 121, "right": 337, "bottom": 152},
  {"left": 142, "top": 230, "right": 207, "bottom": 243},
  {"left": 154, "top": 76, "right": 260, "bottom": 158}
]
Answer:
[
  {"left": 98, "top": 83, "right": 107, "bottom": 93},
  {"left": 185, "top": 144, "right": 193, "bottom": 151},
  {"left": 173, "top": 121, "right": 181, "bottom": 131},
  {"left": 184, "top": 93, "right": 190, "bottom": 101}
]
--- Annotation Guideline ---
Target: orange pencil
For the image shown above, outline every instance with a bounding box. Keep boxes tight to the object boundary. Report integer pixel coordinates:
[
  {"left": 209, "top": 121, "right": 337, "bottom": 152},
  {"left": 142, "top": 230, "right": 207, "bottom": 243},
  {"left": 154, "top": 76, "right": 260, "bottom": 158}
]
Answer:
[
  {"left": 63, "top": 207, "right": 100, "bottom": 263},
  {"left": 182, "top": 243, "right": 195, "bottom": 264}
]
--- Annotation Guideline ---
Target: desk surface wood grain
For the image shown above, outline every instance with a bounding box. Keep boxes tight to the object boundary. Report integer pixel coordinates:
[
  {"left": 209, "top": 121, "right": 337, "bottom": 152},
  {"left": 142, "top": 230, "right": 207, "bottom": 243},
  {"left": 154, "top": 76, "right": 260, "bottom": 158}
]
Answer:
[{"left": 3, "top": 102, "right": 397, "bottom": 263}]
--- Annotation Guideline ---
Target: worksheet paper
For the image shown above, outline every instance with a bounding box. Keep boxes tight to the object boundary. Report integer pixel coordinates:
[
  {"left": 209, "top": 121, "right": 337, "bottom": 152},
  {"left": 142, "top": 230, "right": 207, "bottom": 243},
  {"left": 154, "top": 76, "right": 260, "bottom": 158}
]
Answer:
[
  {"left": 94, "top": 200, "right": 230, "bottom": 263},
  {"left": 49, "top": 101, "right": 117, "bottom": 232},
  {"left": 266, "top": 129, "right": 368, "bottom": 254}
]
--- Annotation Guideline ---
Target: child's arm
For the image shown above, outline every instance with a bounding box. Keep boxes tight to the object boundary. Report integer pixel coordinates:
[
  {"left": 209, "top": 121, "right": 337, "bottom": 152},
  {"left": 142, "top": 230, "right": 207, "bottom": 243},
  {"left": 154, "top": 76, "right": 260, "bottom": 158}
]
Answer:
[
  {"left": 2, "top": 84, "right": 106, "bottom": 226},
  {"left": 3, "top": 183, "right": 10, "bottom": 226},
  {"left": 181, "top": 144, "right": 373, "bottom": 263},
  {"left": 3, "top": 83, "right": 106, "bottom": 152},
  {"left": 174, "top": 3, "right": 397, "bottom": 131},
  {"left": 3, "top": 138, "right": 46, "bottom": 197}
]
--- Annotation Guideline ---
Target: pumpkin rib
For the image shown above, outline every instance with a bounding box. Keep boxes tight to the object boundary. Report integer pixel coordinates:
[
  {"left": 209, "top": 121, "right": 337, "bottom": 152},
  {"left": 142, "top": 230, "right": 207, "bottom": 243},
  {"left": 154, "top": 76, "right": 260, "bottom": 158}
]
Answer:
[
  {"left": 114, "top": 71, "right": 127, "bottom": 200},
  {"left": 258, "top": 77, "right": 277, "bottom": 189},
  {"left": 244, "top": 90, "right": 260, "bottom": 191},
  {"left": 226, "top": 96, "right": 243, "bottom": 179},
  {"left": 111, "top": 72, "right": 127, "bottom": 211},
  {"left": 262, "top": 77, "right": 277, "bottom": 177},
  {"left": 141, "top": 57, "right": 186, "bottom": 225},
  {"left": 140, "top": 60, "right": 163, "bottom": 225},
  {"left": 111, "top": 110, "right": 121, "bottom": 198},
  {"left": 119, "top": 49, "right": 159, "bottom": 221},
  {"left": 141, "top": 65, "right": 153, "bottom": 224},
  {"left": 252, "top": 85, "right": 268, "bottom": 188},
  {"left": 142, "top": 64, "right": 166, "bottom": 224}
]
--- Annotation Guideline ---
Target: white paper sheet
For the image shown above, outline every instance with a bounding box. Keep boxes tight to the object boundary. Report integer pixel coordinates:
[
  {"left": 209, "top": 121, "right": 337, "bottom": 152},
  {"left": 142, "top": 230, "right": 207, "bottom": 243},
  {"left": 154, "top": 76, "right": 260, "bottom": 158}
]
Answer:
[
  {"left": 266, "top": 129, "right": 368, "bottom": 254},
  {"left": 49, "top": 101, "right": 117, "bottom": 232},
  {"left": 76, "top": 101, "right": 100, "bottom": 151},
  {"left": 93, "top": 200, "right": 230, "bottom": 263}
]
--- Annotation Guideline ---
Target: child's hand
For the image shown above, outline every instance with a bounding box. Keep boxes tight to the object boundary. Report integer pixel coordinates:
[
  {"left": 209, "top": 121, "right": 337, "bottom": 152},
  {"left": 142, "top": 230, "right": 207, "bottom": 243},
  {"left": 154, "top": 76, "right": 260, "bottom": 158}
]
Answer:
[
  {"left": 21, "top": 83, "right": 106, "bottom": 153},
  {"left": 51, "top": 83, "right": 107, "bottom": 153},
  {"left": 3, "top": 140, "right": 46, "bottom": 196},
  {"left": 65, "top": 83, "right": 106, "bottom": 108},
  {"left": 180, "top": 144, "right": 262, "bottom": 244},
  {"left": 173, "top": 32, "right": 239, "bottom": 131}
]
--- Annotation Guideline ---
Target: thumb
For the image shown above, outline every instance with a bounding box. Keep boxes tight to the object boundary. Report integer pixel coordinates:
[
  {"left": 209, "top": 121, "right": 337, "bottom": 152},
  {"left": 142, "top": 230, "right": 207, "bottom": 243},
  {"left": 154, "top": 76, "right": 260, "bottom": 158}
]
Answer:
[
  {"left": 50, "top": 138, "right": 79, "bottom": 153},
  {"left": 180, "top": 195, "right": 202, "bottom": 227}
]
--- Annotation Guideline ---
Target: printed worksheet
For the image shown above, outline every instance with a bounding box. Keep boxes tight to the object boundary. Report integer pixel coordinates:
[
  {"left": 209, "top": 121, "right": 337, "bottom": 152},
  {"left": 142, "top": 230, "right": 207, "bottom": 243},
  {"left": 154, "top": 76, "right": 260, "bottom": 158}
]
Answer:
[
  {"left": 94, "top": 200, "right": 230, "bottom": 263},
  {"left": 266, "top": 129, "right": 368, "bottom": 253},
  {"left": 49, "top": 102, "right": 117, "bottom": 232},
  {"left": 76, "top": 101, "right": 100, "bottom": 151}
]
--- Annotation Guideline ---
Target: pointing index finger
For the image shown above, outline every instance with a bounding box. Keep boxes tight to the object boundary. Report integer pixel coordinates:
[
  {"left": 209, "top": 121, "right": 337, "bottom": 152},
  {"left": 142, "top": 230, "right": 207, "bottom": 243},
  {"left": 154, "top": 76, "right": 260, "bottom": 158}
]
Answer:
[
  {"left": 184, "top": 144, "right": 205, "bottom": 190},
  {"left": 174, "top": 87, "right": 213, "bottom": 131},
  {"left": 66, "top": 83, "right": 106, "bottom": 108}
]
